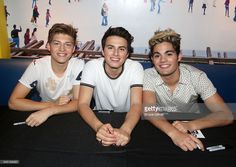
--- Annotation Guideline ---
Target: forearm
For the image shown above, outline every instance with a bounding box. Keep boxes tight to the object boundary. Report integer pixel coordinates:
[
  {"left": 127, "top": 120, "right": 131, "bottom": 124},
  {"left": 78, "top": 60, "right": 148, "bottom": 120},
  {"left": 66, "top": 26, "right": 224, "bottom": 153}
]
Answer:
[
  {"left": 191, "top": 93, "right": 234, "bottom": 130},
  {"left": 120, "top": 105, "right": 142, "bottom": 135},
  {"left": 8, "top": 98, "right": 53, "bottom": 111},
  {"left": 148, "top": 116, "right": 179, "bottom": 138},
  {"left": 49, "top": 99, "right": 78, "bottom": 115},
  {"left": 188, "top": 111, "right": 233, "bottom": 131},
  {"left": 78, "top": 104, "right": 103, "bottom": 132}
]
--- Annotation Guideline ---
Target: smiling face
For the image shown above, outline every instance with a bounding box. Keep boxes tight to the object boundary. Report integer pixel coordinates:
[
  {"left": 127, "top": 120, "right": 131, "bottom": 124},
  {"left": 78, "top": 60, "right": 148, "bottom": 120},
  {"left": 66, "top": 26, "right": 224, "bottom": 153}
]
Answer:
[
  {"left": 47, "top": 33, "right": 75, "bottom": 66},
  {"left": 103, "top": 35, "right": 129, "bottom": 74},
  {"left": 151, "top": 42, "right": 182, "bottom": 78}
]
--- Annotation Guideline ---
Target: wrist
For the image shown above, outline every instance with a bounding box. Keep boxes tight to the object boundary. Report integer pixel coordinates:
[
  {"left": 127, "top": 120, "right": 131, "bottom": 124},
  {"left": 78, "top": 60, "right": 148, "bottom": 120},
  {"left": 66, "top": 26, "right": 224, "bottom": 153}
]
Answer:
[
  {"left": 120, "top": 125, "right": 132, "bottom": 135},
  {"left": 166, "top": 127, "right": 180, "bottom": 139},
  {"left": 95, "top": 123, "right": 103, "bottom": 132},
  {"left": 48, "top": 101, "right": 55, "bottom": 108},
  {"left": 188, "top": 121, "right": 197, "bottom": 131},
  {"left": 47, "top": 106, "right": 56, "bottom": 116}
]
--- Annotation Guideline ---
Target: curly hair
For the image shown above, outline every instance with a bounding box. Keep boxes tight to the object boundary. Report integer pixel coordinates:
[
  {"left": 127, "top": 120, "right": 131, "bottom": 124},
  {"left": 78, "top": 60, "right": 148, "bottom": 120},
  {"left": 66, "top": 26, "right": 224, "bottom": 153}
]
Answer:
[{"left": 149, "top": 28, "right": 181, "bottom": 56}]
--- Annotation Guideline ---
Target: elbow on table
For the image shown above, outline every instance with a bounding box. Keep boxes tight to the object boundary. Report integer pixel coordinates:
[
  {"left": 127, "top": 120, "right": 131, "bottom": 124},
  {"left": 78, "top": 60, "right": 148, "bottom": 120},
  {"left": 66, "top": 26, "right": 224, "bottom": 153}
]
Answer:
[
  {"left": 223, "top": 111, "right": 234, "bottom": 126},
  {"left": 8, "top": 97, "right": 22, "bottom": 111},
  {"left": 8, "top": 99, "right": 17, "bottom": 110}
]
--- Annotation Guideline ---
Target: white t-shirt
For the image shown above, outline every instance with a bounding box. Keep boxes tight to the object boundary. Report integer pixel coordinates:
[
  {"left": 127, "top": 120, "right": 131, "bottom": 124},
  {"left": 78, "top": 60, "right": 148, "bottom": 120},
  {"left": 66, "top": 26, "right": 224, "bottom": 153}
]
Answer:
[
  {"left": 81, "top": 58, "right": 144, "bottom": 112},
  {"left": 19, "top": 56, "right": 85, "bottom": 102}
]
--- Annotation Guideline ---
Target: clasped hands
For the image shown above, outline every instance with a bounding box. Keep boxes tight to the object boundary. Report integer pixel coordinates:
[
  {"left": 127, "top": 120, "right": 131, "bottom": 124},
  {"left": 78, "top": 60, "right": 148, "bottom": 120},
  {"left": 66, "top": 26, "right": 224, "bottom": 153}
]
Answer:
[{"left": 96, "top": 123, "right": 130, "bottom": 147}]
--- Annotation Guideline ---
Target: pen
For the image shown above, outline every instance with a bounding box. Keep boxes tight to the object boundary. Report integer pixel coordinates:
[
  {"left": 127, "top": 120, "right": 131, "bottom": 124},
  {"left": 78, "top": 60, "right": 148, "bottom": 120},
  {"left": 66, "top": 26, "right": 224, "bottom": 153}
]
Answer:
[
  {"left": 13, "top": 121, "right": 26, "bottom": 126},
  {"left": 187, "top": 130, "right": 201, "bottom": 150},
  {"left": 196, "top": 143, "right": 201, "bottom": 150}
]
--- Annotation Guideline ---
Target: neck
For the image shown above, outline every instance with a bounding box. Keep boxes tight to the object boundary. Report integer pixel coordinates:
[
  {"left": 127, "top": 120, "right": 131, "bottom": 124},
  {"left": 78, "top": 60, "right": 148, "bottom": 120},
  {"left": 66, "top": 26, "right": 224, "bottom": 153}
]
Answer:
[
  {"left": 161, "top": 69, "right": 180, "bottom": 92},
  {"left": 51, "top": 61, "right": 68, "bottom": 78},
  {"left": 104, "top": 62, "right": 123, "bottom": 79}
]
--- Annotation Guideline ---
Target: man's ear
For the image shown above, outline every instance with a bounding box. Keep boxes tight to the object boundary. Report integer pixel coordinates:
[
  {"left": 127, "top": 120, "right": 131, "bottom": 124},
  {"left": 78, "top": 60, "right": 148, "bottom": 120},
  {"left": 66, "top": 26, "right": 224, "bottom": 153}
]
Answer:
[
  {"left": 101, "top": 50, "right": 105, "bottom": 57},
  {"left": 178, "top": 53, "right": 183, "bottom": 62},
  {"left": 150, "top": 55, "right": 154, "bottom": 62},
  {"left": 46, "top": 42, "right": 50, "bottom": 51},
  {"left": 72, "top": 46, "right": 75, "bottom": 53},
  {"left": 126, "top": 53, "right": 129, "bottom": 58}
]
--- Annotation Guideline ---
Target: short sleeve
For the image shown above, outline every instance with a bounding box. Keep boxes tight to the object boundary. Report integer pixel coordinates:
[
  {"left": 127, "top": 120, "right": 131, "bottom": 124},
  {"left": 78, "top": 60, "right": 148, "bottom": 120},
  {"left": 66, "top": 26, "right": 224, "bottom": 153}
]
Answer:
[
  {"left": 19, "top": 60, "right": 39, "bottom": 89},
  {"left": 80, "top": 60, "right": 96, "bottom": 88},
  {"left": 143, "top": 69, "right": 156, "bottom": 92},
  {"left": 71, "top": 59, "right": 85, "bottom": 86},
  {"left": 130, "top": 61, "right": 144, "bottom": 87},
  {"left": 195, "top": 73, "right": 217, "bottom": 100}
]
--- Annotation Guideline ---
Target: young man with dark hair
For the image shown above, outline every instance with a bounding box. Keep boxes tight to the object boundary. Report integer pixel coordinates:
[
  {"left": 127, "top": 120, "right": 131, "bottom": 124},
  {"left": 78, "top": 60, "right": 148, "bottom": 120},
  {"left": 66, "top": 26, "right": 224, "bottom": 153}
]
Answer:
[
  {"left": 78, "top": 27, "right": 144, "bottom": 147},
  {"left": 143, "top": 28, "right": 233, "bottom": 151}
]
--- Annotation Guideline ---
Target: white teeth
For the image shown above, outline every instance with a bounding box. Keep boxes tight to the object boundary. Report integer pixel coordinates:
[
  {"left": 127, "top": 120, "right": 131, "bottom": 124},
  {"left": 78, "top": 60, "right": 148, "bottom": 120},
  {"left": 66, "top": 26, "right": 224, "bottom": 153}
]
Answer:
[
  {"left": 160, "top": 64, "right": 169, "bottom": 68},
  {"left": 111, "top": 58, "right": 119, "bottom": 61},
  {"left": 58, "top": 54, "right": 66, "bottom": 56}
]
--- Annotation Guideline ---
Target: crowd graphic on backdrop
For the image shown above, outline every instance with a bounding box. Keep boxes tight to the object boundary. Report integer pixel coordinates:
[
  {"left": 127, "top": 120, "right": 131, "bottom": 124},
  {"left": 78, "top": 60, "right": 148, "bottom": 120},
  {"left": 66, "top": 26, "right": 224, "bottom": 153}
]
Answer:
[
  {"left": 45, "top": 9, "right": 51, "bottom": 27},
  {"left": 32, "top": 0, "right": 37, "bottom": 8},
  {"left": 234, "top": 6, "right": 236, "bottom": 21},
  {"left": 202, "top": 0, "right": 207, "bottom": 15},
  {"left": 32, "top": 5, "right": 40, "bottom": 24},
  {"left": 68, "top": 0, "right": 80, "bottom": 3},
  {"left": 157, "top": 0, "right": 165, "bottom": 14},
  {"left": 147, "top": 0, "right": 236, "bottom": 17},
  {"left": 23, "top": 27, "right": 37, "bottom": 46},
  {"left": 225, "top": 0, "right": 230, "bottom": 17},
  {"left": 213, "top": 0, "right": 217, "bottom": 7},
  {"left": 31, "top": 27, "right": 38, "bottom": 42},
  {"left": 24, "top": 28, "right": 30, "bottom": 45},
  {"left": 6, "top": 0, "right": 236, "bottom": 48},
  {"left": 101, "top": 2, "right": 109, "bottom": 26},
  {"left": 150, "top": 0, "right": 156, "bottom": 11},
  {"left": 185, "top": 0, "right": 236, "bottom": 18},
  {"left": 4, "top": 5, "right": 10, "bottom": 25},
  {"left": 188, "top": 0, "right": 194, "bottom": 13},
  {"left": 10, "top": 25, "right": 22, "bottom": 48}
]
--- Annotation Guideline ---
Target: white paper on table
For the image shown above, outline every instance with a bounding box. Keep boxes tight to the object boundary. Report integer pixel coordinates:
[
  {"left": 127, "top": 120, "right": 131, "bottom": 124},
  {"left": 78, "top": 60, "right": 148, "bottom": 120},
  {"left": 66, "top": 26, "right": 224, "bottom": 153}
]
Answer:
[{"left": 191, "top": 130, "right": 205, "bottom": 138}]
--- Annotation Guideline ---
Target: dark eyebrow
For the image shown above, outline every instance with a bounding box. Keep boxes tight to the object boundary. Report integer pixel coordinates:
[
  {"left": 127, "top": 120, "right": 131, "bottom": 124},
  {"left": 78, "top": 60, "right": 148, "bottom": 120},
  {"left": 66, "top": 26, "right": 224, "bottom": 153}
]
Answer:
[
  {"left": 153, "top": 51, "right": 160, "bottom": 55},
  {"left": 105, "top": 45, "right": 127, "bottom": 49},
  {"left": 105, "top": 44, "right": 113, "bottom": 47},
  {"left": 51, "top": 40, "right": 73, "bottom": 44},
  {"left": 118, "top": 46, "right": 127, "bottom": 49},
  {"left": 166, "top": 50, "right": 175, "bottom": 53},
  {"left": 153, "top": 50, "right": 175, "bottom": 53}
]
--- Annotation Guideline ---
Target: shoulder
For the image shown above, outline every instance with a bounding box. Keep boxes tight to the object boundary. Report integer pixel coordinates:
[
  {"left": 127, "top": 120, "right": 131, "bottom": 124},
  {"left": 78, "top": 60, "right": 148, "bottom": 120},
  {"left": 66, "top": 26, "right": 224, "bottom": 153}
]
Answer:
[
  {"left": 180, "top": 64, "right": 213, "bottom": 88},
  {"left": 67, "top": 58, "right": 85, "bottom": 75},
  {"left": 69, "top": 57, "right": 85, "bottom": 67},
  {"left": 125, "top": 59, "right": 143, "bottom": 70},
  {"left": 85, "top": 58, "right": 103, "bottom": 68},
  {"left": 30, "top": 56, "right": 50, "bottom": 67},
  {"left": 180, "top": 63, "right": 205, "bottom": 76},
  {"left": 144, "top": 67, "right": 158, "bottom": 77}
]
